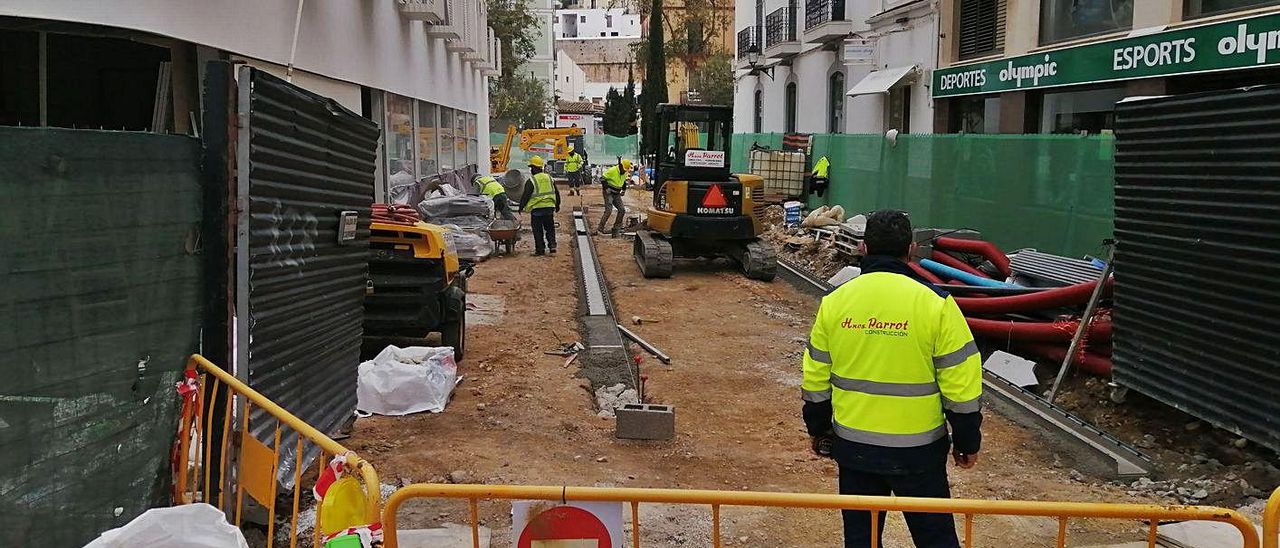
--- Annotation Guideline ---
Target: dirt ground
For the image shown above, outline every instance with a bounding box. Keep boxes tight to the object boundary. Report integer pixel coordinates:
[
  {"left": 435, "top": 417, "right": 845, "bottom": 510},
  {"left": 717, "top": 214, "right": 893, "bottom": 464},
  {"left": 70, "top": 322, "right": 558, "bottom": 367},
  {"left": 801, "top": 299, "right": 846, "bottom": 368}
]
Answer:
[{"left": 346, "top": 190, "right": 1231, "bottom": 547}]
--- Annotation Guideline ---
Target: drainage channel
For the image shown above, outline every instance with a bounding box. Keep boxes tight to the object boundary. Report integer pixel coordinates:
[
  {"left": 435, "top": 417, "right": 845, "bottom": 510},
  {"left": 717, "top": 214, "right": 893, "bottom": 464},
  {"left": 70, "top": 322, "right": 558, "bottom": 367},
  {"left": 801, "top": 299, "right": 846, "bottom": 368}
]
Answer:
[
  {"left": 570, "top": 208, "right": 636, "bottom": 390},
  {"left": 777, "top": 256, "right": 1152, "bottom": 478}
]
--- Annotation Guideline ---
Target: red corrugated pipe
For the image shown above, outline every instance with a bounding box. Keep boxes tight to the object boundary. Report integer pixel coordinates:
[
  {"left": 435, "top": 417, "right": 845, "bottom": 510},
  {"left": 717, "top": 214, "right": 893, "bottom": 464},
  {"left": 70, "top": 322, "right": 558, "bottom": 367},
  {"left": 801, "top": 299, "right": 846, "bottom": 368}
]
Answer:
[
  {"left": 1016, "top": 342, "right": 1113, "bottom": 376},
  {"left": 935, "top": 237, "right": 1012, "bottom": 278},
  {"left": 955, "top": 277, "right": 1114, "bottom": 314},
  {"left": 930, "top": 250, "right": 991, "bottom": 279},
  {"left": 967, "top": 316, "right": 1113, "bottom": 343}
]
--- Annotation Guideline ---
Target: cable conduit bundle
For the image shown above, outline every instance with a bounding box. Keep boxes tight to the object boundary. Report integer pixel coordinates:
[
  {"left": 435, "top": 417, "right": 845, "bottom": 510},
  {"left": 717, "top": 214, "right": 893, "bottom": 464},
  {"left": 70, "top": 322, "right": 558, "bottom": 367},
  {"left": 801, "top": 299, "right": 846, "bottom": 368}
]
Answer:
[
  {"left": 955, "top": 277, "right": 1114, "bottom": 314},
  {"left": 920, "top": 259, "right": 1019, "bottom": 289},
  {"left": 967, "top": 316, "right": 1113, "bottom": 343},
  {"left": 929, "top": 250, "right": 991, "bottom": 279},
  {"left": 935, "top": 237, "right": 1012, "bottom": 278}
]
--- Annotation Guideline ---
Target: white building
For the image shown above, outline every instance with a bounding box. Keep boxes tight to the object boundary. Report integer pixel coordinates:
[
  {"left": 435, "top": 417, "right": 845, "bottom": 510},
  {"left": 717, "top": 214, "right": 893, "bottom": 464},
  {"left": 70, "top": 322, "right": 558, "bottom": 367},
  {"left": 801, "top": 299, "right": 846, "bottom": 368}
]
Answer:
[
  {"left": 0, "top": 0, "right": 495, "bottom": 199},
  {"left": 556, "top": 50, "right": 589, "bottom": 102},
  {"left": 732, "top": 0, "right": 938, "bottom": 135},
  {"left": 554, "top": 8, "right": 642, "bottom": 39},
  {"left": 528, "top": 0, "right": 559, "bottom": 104}
]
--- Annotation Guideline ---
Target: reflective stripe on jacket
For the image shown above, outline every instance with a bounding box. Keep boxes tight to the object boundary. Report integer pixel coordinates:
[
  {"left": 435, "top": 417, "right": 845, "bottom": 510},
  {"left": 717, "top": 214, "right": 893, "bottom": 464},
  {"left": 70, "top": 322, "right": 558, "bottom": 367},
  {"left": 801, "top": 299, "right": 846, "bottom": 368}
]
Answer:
[
  {"left": 801, "top": 261, "right": 982, "bottom": 448},
  {"left": 524, "top": 172, "right": 557, "bottom": 211},
  {"left": 479, "top": 176, "right": 505, "bottom": 198},
  {"left": 602, "top": 165, "right": 626, "bottom": 190},
  {"left": 565, "top": 152, "right": 583, "bottom": 173}
]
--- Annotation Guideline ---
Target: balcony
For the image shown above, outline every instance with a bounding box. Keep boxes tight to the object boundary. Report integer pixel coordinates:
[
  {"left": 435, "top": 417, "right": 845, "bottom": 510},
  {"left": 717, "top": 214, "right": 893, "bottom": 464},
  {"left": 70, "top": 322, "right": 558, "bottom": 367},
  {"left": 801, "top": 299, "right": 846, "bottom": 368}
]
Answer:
[
  {"left": 803, "top": 0, "right": 852, "bottom": 43},
  {"left": 736, "top": 26, "right": 762, "bottom": 69},
  {"left": 764, "top": 6, "right": 801, "bottom": 58}
]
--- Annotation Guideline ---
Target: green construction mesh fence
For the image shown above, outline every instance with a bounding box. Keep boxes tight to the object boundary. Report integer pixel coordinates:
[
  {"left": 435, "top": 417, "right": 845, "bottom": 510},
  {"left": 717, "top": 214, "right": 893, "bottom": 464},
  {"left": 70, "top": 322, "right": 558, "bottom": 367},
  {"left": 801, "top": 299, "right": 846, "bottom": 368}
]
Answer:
[
  {"left": 491, "top": 132, "right": 640, "bottom": 169},
  {"left": 731, "top": 132, "right": 1115, "bottom": 258}
]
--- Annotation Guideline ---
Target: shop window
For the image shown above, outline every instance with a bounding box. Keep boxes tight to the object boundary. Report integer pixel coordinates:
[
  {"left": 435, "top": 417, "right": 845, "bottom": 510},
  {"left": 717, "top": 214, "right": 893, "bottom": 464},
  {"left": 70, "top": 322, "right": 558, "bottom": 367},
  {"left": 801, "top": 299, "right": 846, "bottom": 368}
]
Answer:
[
  {"left": 1185, "top": 0, "right": 1280, "bottom": 17},
  {"left": 828, "top": 72, "right": 845, "bottom": 133},
  {"left": 784, "top": 82, "right": 797, "bottom": 132},
  {"left": 454, "top": 108, "right": 468, "bottom": 170},
  {"left": 753, "top": 89, "right": 763, "bottom": 132},
  {"left": 416, "top": 101, "right": 438, "bottom": 176},
  {"left": 957, "top": 0, "right": 1006, "bottom": 60},
  {"left": 385, "top": 93, "right": 416, "bottom": 186},
  {"left": 439, "top": 107, "right": 455, "bottom": 172},
  {"left": 467, "top": 113, "right": 479, "bottom": 166},
  {"left": 1039, "top": 85, "right": 1126, "bottom": 134},
  {"left": 1040, "top": 0, "right": 1132, "bottom": 44},
  {"left": 949, "top": 95, "right": 1001, "bottom": 133},
  {"left": 887, "top": 85, "right": 911, "bottom": 133}
]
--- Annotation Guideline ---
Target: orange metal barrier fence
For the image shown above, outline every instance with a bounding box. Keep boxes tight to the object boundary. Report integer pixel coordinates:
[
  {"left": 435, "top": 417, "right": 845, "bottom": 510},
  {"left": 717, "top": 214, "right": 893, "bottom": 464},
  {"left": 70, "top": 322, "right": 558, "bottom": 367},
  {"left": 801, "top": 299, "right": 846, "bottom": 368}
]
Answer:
[
  {"left": 175, "top": 354, "right": 381, "bottom": 548},
  {"left": 1265, "top": 487, "right": 1279, "bottom": 548},
  {"left": 383, "top": 484, "right": 1262, "bottom": 548}
]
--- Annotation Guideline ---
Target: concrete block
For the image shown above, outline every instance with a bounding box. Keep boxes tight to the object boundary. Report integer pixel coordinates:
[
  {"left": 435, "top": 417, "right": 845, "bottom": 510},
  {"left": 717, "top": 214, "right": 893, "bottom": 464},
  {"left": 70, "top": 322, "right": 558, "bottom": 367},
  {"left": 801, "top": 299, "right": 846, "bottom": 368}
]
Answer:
[{"left": 615, "top": 403, "right": 675, "bottom": 440}]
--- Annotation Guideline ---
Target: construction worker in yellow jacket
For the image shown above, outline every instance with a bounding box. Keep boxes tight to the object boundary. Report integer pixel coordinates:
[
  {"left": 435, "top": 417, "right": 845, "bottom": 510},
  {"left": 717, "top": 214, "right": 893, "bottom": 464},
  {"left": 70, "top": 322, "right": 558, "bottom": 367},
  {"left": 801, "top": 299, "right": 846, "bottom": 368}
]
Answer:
[
  {"left": 518, "top": 156, "right": 561, "bottom": 256},
  {"left": 565, "top": 146, "right": 586, "bottom": 196},
  {"left": 802, "top": 209, "right": 982, "bottom": 548},
  {"left": 810, "top": 155, "right": 831, "bottom": 197},
  {"left": 597, "top": 158, "right": 631, "bottom": 237},
  {"left": 474, "top": 174, "right": 515, "bottom": 221}
]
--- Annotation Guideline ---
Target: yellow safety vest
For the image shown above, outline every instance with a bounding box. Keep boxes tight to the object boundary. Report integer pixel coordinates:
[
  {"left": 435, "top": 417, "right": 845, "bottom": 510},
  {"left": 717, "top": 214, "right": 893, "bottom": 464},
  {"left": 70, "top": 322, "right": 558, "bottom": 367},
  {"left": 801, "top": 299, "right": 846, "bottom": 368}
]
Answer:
[
  {"left": 479, "top": 176, "right": 505, "bottom": 198},
  {"left": 802, "top": 268, "right": 982, "bottom": 447},
  {"left": 565, "top": 152, "right": 583, "bottom": 173},
  {"left": 524, "top": 172, "right": 556, "bottom": 211},
  {"left": 602, "top": 165, "right": 626, "bottom": 190},
  {"left": 812, "top": 156, "right": 830, "bottom": 178}
]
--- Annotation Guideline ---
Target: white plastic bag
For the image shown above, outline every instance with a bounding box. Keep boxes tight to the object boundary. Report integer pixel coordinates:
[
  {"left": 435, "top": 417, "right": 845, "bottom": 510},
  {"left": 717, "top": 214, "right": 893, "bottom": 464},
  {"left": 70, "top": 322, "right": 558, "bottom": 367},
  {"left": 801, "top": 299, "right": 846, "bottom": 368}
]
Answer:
[
  {"left": 83, "top": 503, "right": 249, "bottom": 548},
  {"left": 357, "top": 345, "right": 458, "bottom": 416}
]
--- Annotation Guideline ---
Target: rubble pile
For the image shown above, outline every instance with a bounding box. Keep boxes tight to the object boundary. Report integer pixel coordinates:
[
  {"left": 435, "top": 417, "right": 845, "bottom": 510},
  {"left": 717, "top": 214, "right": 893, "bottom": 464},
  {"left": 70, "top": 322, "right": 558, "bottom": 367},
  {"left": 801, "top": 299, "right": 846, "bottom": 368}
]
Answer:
[{"left": 760, "top": 205, "right": 855, "bottom": 280}]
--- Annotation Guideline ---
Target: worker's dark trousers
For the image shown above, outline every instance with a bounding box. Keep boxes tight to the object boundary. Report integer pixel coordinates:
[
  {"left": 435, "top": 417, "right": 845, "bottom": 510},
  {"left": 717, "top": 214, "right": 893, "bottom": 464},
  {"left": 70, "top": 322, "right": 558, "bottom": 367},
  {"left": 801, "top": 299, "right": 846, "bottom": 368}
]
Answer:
[
  {"left": 530, "top": 208, "right": 557, "bottom": 253},
  {"left": 810, "top": 176, "right": 829, "bottom": 197},
  {"left": 839, "top": 464, "right": 960, "bottom": 548},
  {"left": 598, "top": 189, "right": 625, "bottom": 234}
]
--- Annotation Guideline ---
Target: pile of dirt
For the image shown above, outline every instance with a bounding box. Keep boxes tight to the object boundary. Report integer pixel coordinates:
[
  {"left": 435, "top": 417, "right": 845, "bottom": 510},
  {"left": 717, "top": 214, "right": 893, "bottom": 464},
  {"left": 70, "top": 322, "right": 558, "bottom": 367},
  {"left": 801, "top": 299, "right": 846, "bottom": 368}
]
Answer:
[{"left": 759, "top": 206, "right": 855, "bottom": 280}]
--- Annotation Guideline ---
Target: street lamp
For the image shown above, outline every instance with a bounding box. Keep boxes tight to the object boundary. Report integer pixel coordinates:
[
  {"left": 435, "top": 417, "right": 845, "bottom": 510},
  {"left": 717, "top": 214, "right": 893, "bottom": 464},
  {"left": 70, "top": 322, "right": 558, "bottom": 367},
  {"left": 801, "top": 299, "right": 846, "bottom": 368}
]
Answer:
[{"left": 745, "top": 49, "right": 774, "bottom": 80}]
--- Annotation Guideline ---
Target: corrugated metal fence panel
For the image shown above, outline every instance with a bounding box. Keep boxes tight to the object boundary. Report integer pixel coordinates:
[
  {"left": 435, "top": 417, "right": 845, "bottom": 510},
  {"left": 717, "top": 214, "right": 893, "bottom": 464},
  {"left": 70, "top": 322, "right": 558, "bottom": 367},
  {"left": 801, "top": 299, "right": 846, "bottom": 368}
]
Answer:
[
  {"left": 243, "top": 68, "right": 379, "bottom": 473},
  {"left": 0, "top": 127, "right": 203, "bottom": 546},
  {"left": 1113, "top": 86, "right": 1280, "bottom": 452}
]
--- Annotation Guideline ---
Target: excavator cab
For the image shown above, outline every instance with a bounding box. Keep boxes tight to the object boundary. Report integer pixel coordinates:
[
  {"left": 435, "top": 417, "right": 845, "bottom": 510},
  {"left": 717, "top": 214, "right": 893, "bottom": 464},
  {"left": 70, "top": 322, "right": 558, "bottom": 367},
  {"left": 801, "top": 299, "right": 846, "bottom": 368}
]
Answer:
[{"left": 634, "top": 104, "right": 776, "bottom": 281}]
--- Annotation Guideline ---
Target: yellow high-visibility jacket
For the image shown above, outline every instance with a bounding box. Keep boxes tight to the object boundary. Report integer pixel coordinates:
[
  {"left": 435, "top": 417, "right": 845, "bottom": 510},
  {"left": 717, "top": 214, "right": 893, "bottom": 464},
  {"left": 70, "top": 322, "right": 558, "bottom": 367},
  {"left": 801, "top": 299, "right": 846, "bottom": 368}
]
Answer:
[{"left": 802, "top": 257, "right": 982, "bottom": 449}]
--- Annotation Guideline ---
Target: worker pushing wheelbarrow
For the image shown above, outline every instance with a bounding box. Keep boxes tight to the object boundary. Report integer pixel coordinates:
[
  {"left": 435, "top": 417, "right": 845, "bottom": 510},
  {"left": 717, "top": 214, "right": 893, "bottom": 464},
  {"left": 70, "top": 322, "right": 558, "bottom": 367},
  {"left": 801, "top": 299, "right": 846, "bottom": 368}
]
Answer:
[{"left": 487, "top": 218, "right": 521, "bottom": 256}]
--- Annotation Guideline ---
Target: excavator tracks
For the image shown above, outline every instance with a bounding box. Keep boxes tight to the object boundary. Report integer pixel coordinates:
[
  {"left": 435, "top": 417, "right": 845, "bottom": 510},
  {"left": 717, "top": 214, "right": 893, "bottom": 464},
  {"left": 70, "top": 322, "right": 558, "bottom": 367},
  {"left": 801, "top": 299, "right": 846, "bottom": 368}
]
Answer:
[
  {"left": 739, "top": 239, "right": 778, "bottom": 281},
  {"left": 633, "top": 230, "right": 674, "bottom": 278}
]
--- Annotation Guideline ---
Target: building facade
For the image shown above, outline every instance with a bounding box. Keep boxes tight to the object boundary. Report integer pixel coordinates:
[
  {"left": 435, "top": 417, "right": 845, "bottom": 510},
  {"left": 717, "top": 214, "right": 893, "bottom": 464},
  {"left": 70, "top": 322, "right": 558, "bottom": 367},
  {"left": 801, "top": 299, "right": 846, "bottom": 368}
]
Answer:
[
  {"left": 645, "top": 0, "right": 737, "bottom": 102},
  {"left": 555, "top": 8, "right": 642, "bottom": 38},
  {"left": 0, "top": 1, "right": 494, "bottom": 199},
  {"left": 556, "top": 49, "right": 591, "bottom": 101},
  {"left": 732, "top": 0, "right": 939, "bottom": 134},
  {"left": 932, "top": 0, "right": 1280, "bottom": 133},
  {"left": 528, "top": 0, "right": 559, "bottom": 107}
]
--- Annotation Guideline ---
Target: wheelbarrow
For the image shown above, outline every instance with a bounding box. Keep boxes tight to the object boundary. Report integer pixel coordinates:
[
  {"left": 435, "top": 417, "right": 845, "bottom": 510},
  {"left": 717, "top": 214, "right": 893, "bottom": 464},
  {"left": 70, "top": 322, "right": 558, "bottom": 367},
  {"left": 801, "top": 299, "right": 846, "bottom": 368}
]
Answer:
[{"left": 487, "top": 219, "right": 521, "bottom": 255}]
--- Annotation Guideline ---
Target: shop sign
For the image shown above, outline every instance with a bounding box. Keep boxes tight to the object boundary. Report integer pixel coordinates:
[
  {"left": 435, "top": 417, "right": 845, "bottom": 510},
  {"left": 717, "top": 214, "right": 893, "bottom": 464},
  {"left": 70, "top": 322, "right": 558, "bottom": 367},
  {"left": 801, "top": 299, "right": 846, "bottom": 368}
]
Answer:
[
  {"left": 843, "top": 38, "right": 878, "bottom": 66},
  {"left": 933, "top": 11, "right": 1280, "bottom": 98}
]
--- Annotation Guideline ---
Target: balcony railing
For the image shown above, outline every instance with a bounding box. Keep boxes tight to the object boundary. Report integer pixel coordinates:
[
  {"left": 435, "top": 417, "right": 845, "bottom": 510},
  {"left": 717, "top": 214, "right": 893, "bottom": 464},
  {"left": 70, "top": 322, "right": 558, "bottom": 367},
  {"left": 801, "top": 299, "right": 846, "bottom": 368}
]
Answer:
[
  {"left": 737, "top": 26, "right": 762, "bottom": 58},
  {"left": 805, "top": 0, "right": 846, "bottom": 30},
  {"left": 764, "top": 5, "right": 797, "bottom": 48}
]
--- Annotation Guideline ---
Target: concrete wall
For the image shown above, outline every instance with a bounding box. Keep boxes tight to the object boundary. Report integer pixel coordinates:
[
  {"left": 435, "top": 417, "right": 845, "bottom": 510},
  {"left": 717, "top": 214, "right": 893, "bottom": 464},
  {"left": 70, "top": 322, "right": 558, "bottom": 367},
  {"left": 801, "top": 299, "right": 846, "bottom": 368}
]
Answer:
[
  {"left": 557, "top": 37, "right": 641, "bottom": 82},
  {"left": 555, "top": 9, "right": 642, "bottom": 38},
  {"left": 0, "top": 0, "right": 489, "bottom": 119},
  {"left": 556, "top": 50, "right": 590, "bottom": 101}
]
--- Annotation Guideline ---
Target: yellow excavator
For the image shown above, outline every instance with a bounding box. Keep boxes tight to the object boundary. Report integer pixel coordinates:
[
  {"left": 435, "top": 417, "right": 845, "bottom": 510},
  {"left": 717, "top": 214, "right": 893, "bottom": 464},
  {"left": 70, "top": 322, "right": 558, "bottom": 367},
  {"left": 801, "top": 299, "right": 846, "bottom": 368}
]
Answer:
[
  {"left": 490, "top": 125, "right": 586, "bottom": 175},
  {"left": 634, "top": 104, "right": 777, "bottom": 281}
]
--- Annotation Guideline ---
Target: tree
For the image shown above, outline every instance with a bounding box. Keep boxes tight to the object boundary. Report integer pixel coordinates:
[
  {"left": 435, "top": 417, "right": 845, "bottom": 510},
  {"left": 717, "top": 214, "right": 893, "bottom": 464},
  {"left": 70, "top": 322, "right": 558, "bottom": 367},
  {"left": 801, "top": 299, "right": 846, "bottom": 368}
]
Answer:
[
  {"left": 487, "top": 0, "right": 538, "bottom": 79},
  {"left": 489, "top": 73, "right": 551, "bottom": 128},
  {"left": 623, "top": 69, "right": 639, "bottom": 133},
  {"left": 690, "top": 53, "right": 733, "bottom": 106},
  {"left": 639, "top": 0, "right": 667, "bottom": 156},
  {"left": 603, "top": 88, "right": 628, "bottom": 136}
]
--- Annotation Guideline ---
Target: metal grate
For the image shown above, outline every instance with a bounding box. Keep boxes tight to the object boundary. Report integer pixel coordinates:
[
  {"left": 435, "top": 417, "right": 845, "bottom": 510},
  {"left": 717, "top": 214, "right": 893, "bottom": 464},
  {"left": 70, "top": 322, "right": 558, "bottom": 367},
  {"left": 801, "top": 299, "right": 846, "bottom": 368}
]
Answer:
[
  {"left": 1112, "top": 85, "right": 1280, "bottom": 452},
  {"left": 736, "top": 26, "right": 762, "bottom": 58},
  {"left": 957, "top": 0, "right": 1006, "bottom": 60},
  {"left": 805, "top": 0, "right": 846, "bottom": 30},
  {"left": 238, "top": 66, "right": 381, "bottom": 481},
  {"left": 764, "top": 3, "right": 797, "bottom": 48}
]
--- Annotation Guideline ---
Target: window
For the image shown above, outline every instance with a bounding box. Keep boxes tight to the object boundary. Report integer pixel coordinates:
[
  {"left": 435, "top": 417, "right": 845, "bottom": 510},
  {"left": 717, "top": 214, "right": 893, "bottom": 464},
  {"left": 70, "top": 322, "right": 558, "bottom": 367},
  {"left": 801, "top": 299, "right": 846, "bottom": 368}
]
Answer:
[
  {"left": 949, "top": 95, "right": 1001, "bottom": 133},
  {"left": 828, "top": 72, "right": 845, "bottom": 133},
  {"left": 887, "top": 85, "right": 911, "bottom": 133},
  {"left": 1185, "top": 0, "right": 1280, "bottom": 17},
  {"left": 753, "top": 89, "right": 763, "bottom": 132},
  {"left": 467, "top": 113, "right": 478, "bottom": 166},
  {"left": 439, "top": 107, "right": 455, "bottom": 172},
  {"left": 580, "top": 14, "right": 587, "bottom": 21},
  {"left": 600, "top": 32, "right": 606, "bottom": 36},
  {"left": 606, "top": 14, "right": 613, "bottom": 26},
  {"left": 416, "top": 102, "right": 438, "bottom": 176},
  {"left": 385, "top": 93, "right": 416, "bottom": 182},
  {"left": 784, "top": 82, "right": 797, "bottom": 132},
  {"left": 611, "top": 31, "right": 619, "bottom": 36},
  {"left": 454, "top": 107, "right": 467, "bottom": 169},
  {"left": 1039, "top": 85, "right": 1126, "bottom": 134},
  {"left": 957, "top": 0, "right": 1006, "bottom": 60},
  {"left": 1040, "top": 0, "right": 1132, "bottom": 44}
]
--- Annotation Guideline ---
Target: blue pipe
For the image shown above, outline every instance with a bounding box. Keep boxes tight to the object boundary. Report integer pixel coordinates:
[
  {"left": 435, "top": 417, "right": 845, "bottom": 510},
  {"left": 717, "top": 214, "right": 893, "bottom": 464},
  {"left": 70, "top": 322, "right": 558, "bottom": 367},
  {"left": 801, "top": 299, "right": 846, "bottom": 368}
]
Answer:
[{"left": 918, "top": 258, "right": 1019, "bottom": 289}]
